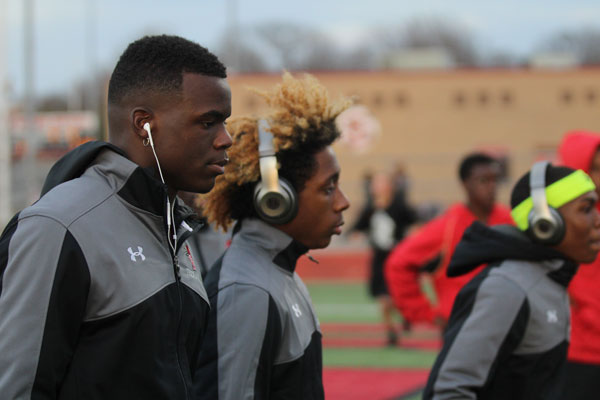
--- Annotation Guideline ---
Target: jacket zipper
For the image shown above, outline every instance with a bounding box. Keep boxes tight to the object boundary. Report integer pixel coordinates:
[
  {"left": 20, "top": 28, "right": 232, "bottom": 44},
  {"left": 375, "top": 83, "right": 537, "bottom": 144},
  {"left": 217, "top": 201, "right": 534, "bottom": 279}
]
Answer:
[
  {"left": 165, "top": 207, "right": 189, "bottom": 400},
  {"left": 173, "top": 255, "right": 189, "bottom": 400}
]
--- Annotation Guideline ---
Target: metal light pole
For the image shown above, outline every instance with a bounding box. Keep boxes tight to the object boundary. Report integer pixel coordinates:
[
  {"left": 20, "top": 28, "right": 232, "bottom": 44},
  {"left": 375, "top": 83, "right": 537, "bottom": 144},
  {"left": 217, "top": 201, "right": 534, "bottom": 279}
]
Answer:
[
  {"left": 23, "top": 0, "right": 39, "bottom": 204},
  {"left": 226, "top": 0, "right": 239, "bottom": 72},
  {"left": 85, "top": 0, "right": 98, "bottom": 118},
  {"left": 0, "top": 0, "right": 11, "bottom": 224}
]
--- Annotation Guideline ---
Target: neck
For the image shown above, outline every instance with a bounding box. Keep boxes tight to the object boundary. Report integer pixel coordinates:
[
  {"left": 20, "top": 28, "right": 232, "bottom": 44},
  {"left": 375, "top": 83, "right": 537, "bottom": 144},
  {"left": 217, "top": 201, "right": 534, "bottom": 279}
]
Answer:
[{"left": 467, "top": 201, "right": 492, "bottom": 223}]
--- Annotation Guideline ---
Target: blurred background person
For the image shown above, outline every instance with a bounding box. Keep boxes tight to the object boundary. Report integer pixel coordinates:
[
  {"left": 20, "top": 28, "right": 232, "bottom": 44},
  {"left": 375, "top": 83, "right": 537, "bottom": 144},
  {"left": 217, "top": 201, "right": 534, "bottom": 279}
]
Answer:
[
  {"left": 349, "top": 169, "right": 417, "bottom": 346},
  {"left": 385, "top": 152, "right": 513, "bottom": 329},
  {"left": 558, "top": 130, "right": 600, "bottom": 400}
]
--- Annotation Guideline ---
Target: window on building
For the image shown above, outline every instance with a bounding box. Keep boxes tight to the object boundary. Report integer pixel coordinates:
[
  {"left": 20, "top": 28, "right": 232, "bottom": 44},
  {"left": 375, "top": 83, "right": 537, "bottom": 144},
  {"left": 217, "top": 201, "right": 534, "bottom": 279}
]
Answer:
[
  {"left": 453, "top": 92, "right": 466, "bottom": 107},
  {"left": 561, "top": 90, "right": 573, "bottom": 105}
]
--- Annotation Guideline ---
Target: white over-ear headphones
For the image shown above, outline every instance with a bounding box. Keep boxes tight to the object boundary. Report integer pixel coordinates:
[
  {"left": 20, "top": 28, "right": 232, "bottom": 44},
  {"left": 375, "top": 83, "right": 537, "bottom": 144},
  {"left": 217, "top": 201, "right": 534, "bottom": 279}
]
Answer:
[{"left": 253, "top": 119, "right": 298, "bottom": 224}]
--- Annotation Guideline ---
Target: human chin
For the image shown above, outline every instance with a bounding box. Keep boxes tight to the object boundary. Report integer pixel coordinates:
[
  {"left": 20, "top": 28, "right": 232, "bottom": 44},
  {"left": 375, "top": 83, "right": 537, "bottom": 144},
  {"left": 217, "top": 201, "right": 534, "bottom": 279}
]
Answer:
[
  {"left": 192, "top": 177, "right": 216, "bottom": 194},
  {"left": 312, "top": 235, "right": 332, "bottom": 250}
]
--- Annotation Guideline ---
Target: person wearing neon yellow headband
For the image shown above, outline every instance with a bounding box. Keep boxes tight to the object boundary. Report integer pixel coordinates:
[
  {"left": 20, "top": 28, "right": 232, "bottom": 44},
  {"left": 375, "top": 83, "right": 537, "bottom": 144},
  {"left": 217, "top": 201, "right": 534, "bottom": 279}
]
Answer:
[
  {"left": 559, "top": 130, "right": 600, "bottom": 400},
  {"left": 423, "top": 163, "right": 600, "bottom": 400}
]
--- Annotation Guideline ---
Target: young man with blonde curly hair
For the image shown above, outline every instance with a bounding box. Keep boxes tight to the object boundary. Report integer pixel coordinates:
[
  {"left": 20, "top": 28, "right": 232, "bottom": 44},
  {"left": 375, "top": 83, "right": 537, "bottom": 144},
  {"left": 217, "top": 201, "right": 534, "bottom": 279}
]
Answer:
[{"left": 194, "top": 73, "right": 350, "bottom": 400}]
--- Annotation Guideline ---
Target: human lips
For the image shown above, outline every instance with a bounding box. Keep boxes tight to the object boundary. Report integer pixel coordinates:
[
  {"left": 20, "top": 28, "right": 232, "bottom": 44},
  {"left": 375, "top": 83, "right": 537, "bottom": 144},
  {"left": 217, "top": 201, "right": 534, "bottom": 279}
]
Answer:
[
  {"left": 206, "top": 156, "right": 229, "bottom": 175},
  {"left": 590, "top": 237, "right": 600, "bottom": 252},
  {"left": 333, "top": 220, "right": 345, "bottom": 235}
]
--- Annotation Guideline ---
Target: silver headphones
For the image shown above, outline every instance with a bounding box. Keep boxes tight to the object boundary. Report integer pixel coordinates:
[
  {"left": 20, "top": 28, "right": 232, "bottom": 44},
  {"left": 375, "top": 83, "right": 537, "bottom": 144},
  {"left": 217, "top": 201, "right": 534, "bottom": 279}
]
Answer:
[
  {"left": 528, "top": 161, "right": 565, "bottom": 245},
  {"left": 253, "top": 120, "right": 298, "bottom": 224}
]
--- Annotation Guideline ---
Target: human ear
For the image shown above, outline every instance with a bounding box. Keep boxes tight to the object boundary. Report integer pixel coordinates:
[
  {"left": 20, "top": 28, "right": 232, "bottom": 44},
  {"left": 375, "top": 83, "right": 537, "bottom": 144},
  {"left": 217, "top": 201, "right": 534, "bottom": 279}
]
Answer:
[{"left": 131, "top": 108, "right": 153, "bottom": 142}]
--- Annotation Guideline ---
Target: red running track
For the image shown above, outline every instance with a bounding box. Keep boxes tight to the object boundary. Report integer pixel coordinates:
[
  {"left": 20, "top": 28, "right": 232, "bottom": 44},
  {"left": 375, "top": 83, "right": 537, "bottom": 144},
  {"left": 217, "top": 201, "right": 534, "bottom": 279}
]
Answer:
[{"left": 324, "top": 368, "right": 429, "bottom": 400}]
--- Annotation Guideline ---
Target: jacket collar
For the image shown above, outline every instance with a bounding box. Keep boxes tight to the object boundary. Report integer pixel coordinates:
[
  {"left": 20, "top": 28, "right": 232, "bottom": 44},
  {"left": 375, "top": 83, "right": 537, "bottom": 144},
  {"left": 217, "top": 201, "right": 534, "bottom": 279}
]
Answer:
[
  {"left": 546, "top": 259, "right": 578, "bottom": 288},
  {"left": 448, "top": 222, "right": 578, "bottom": 287},
  {"left": 43, "top": 141, "right": 200, "bottom": 227},
  {"left": 234, "top": 218, "right": 308, "bottom": 273}
]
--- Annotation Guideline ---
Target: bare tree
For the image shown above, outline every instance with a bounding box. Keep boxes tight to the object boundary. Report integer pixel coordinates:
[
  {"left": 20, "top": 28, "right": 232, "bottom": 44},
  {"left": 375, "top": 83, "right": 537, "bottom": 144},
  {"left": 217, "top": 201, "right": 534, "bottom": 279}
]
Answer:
[
  {"left": 539, "top": 28, "right": 600, "bottom": 65},
  {"left": 255, "top": 22, "right": 350, "bottom": 71},
  {"left": 215, "top": 28, "right": 269, "bottom": 73},
  {"left": 375, "top": 17, "right": 479, "bottom": 67},
  {"left": 255, "top": 23, "right": 311, "bottom": 70}
]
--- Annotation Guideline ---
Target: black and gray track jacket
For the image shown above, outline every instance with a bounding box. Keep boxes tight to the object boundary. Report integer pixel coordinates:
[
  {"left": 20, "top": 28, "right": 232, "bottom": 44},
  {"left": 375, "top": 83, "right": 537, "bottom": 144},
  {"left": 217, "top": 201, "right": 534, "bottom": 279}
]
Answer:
[
  {"left": 424, "top": 222, "right": 577, "bottom": 400},
  {"left": 195, "top": 218, "right": 324, "bottom": 400},
  {"left": 0, "top": 141, "right": 209, "bottom": 399}
]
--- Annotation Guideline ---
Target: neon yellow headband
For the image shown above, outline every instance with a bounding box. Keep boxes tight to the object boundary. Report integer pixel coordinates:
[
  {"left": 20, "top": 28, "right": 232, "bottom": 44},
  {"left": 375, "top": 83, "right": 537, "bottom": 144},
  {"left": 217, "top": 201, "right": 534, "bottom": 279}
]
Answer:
[{"left": 511, "top": 169, "right": 596, "bottom": 231}]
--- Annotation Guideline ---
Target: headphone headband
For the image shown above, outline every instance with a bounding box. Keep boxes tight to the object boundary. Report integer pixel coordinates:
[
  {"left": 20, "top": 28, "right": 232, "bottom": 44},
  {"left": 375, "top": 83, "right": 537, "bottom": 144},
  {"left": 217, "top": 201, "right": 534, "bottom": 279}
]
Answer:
[
  {"left": 529, "top": 161, "right": 553, "bottom": 228},
  {"left": 526, "top": 161, "right": 565, "bottom": 244},
  {"left": 257, "top": 120, "right": 281, "bottom": 194},
  {"left": 257, "top": 119, "right": 276, "bottom": 158}
]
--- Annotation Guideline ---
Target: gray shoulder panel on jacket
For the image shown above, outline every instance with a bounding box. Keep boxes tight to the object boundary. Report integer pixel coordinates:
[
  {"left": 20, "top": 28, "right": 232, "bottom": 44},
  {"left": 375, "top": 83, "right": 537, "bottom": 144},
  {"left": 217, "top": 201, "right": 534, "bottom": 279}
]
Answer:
[
  {"left": 216, "top": 283, "right": 270, "bottom": 400},
  {"left": 433, "top": 274, "right": 527, "bottom": 400},
  {"left": 0, "top": 216, "right": 68, "bottom": 399}
]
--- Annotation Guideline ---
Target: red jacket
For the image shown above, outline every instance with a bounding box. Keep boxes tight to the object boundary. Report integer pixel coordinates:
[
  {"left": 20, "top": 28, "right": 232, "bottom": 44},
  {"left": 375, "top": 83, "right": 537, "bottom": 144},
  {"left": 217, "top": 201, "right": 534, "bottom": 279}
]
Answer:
[
  {"left": 559, "top": 130, "right": 600, "bottom": 364},
  {"left": 384, "top": 203, "right": 513, "bottom": 323}
]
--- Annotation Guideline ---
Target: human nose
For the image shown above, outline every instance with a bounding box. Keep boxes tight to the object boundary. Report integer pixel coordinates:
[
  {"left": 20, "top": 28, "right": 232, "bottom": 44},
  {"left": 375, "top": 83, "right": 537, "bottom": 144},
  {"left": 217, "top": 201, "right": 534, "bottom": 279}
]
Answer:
[
  {"left": 214, "top": 125, "right": 232, "bottom": 150},
  {"left": 335, "top": 187, "right": 350, "bottom": 212},
  {"left": 594, "top": 208, "right": 600, "bottom": 228}
]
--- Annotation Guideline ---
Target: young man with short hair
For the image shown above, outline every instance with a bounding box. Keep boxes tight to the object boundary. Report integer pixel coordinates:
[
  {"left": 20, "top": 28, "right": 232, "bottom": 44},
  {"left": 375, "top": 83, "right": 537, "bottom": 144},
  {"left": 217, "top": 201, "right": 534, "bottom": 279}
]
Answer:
[
  {"left": 0, "top": 35, "right": 231, "bottom": 399},
  {"left": 385, "top": 153, "right": 513, "bottom": 327},
  {"left": 195, "top": 73, "right": 350, "bottom": 400},
  {"left": 424, "top": 163, "right": 600, "bottom": 399}
]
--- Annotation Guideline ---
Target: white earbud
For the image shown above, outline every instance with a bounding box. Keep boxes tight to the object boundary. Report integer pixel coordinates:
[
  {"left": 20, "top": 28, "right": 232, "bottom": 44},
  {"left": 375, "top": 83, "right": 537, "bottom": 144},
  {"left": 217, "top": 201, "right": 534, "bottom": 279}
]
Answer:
[{"left": 143, "top": 122, "right": 155, "bottom": 148}]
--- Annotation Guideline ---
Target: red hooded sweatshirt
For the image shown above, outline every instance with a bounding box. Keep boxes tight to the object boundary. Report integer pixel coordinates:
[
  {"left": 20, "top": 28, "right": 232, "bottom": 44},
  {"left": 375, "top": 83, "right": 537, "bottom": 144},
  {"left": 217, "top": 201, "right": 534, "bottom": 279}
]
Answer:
[
  {"left": 559, "top": 130, "right": 600, "bottom": 365},
  {"left": 384, "top": 203, "right": 513, "bottom": 323}
]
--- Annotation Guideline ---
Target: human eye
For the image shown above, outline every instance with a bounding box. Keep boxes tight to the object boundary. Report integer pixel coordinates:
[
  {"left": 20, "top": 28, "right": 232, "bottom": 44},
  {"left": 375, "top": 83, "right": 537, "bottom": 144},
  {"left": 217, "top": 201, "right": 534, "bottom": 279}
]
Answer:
[
  {"left": 323, "top": 182, "right": 336, "bottom": 195},
  {"left": 581, "top": 201, "right": 595, "bottom": 214}
]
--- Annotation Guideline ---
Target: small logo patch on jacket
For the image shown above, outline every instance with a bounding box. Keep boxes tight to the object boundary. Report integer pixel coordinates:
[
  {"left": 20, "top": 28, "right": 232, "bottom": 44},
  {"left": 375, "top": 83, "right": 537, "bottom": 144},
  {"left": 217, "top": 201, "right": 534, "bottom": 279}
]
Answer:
[
  {"left": 128, "top": 246, "right": 146, "bottom": 262},
  {"left": 292, "top": 303, "right": 302, "bottom": 318},
  {"left": 546, "top": 309, "right": 558, "bottom": 323}
]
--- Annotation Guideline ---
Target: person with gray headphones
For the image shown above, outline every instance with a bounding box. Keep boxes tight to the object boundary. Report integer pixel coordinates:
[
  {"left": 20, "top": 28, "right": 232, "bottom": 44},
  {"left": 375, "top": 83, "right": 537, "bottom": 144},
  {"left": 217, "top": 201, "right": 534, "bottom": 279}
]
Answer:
[
  {"left": 194, "top": 73, "right": 351, "bottom": 400},
  {"left": 423, "top": 161, "right": 600, "bottom": 400}
]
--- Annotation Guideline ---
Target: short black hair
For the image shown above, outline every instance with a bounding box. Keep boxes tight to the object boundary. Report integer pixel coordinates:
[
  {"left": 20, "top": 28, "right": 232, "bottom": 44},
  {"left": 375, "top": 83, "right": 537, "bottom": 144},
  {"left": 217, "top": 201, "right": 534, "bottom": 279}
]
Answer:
[
  {"left": 510, "top": 164, "right": 576, "bottom": 208},
  {"left": 108, "top": 35, "right": 226, "bottom": 104},
  {"left": 458, "top": 152, "right": 497, "bottom": 182}
]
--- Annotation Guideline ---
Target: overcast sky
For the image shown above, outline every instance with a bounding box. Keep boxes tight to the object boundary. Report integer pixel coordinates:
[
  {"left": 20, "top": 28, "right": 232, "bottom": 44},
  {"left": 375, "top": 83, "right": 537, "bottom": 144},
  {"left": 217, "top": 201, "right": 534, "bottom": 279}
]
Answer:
[{"left": 2, "top": 0, "right": 600, "bottom": 99}]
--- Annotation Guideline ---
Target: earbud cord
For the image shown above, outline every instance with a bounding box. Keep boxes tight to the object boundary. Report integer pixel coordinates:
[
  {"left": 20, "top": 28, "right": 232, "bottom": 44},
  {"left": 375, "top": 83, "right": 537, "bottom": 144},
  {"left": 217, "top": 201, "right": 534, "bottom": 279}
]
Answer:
[{"left": 149, "top": 142, "right": 178, "bottom": 255}]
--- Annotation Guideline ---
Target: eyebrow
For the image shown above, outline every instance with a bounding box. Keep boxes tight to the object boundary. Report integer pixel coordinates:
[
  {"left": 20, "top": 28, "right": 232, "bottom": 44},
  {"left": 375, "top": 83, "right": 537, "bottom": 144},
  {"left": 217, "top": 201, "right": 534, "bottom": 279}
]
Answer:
[
  {"left": 321, "top": 171, "right": 340, "bottom": 186},
  {"left": 195, "top": 110, "right": 230, "bottom": 120},
  {"left": 581, "top": 196, "right": 596, "bottom": 206}
]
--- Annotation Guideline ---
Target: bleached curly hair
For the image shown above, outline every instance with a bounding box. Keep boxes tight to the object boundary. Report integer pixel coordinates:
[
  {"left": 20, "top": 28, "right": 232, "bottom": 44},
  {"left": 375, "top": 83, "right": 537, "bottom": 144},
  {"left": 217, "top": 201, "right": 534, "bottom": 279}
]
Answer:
[{"left": 201, "top": 72, "right": 351, "bottom": 230}]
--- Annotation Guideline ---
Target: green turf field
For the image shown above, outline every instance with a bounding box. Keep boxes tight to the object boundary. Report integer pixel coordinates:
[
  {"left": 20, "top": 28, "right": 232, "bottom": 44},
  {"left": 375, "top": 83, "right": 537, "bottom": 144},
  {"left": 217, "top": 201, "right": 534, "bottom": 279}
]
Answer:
[
  {"left": 307, "top": 281, "right": 439, "bottom": 399},
  {"left": 308, "top": 281, "right": 381, "bottom": 323}
]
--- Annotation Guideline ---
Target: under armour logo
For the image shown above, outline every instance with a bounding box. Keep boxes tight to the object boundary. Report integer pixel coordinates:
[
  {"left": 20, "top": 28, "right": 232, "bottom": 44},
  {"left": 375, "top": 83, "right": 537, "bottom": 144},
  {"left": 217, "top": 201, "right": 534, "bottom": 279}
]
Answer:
[
  {"left": 128, "top": 246, "right": 146, "bottom": 262},
  {"left": 291, "top": 303, "right": 302, "bottom": 318},
  {"left": 546, "top": 310, "right": 558, "bottom": 323}
]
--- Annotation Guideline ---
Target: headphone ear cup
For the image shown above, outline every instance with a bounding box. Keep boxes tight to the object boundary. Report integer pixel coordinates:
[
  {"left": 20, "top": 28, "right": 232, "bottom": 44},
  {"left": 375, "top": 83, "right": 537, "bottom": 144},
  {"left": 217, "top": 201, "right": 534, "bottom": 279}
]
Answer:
[
  {"left": 253, "top": 177, "right": 298, "bottom": 225},
  {"left": 528, "top": 206, "right": 565, "bottom": 245}
]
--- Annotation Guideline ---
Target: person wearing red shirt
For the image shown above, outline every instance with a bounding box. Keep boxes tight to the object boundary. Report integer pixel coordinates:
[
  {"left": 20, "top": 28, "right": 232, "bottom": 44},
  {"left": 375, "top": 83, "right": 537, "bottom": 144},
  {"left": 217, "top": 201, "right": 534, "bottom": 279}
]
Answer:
[
  {"left": 558, "top": 130, "right": 600, "bottom": 399},
  {"left": 385, "top": 153, "right": 513, "bottom": 326}
]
